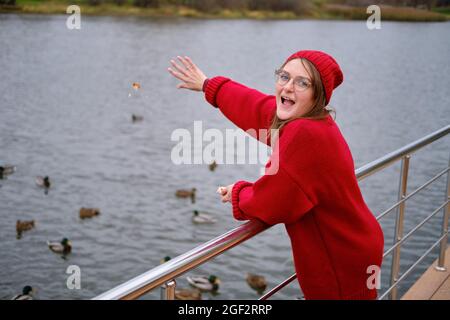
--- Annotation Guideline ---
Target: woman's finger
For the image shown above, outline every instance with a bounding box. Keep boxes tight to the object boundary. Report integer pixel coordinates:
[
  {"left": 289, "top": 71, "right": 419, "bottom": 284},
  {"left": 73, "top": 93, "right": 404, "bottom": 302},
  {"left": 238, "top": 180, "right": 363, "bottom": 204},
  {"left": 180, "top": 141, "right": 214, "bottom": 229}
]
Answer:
[
  {"left": 184, "top": 56, "right": 196, "bottom": 70},
  {"left": 177, "top": 56, "right": 192, "bottom": 71},
  {"left": 171, "top": 59, "right": 189, "bottom": 78},
  {"left": 168, "top": 68, "right": 189, "bottom": 85}
]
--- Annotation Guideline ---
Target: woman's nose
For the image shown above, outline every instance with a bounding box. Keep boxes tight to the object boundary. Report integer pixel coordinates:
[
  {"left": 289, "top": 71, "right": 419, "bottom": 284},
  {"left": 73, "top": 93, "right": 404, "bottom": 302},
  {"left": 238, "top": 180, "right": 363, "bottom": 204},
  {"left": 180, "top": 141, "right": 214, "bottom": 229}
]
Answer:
[{"left": 283, "top": 79, "right": 295, "bottom": 92}]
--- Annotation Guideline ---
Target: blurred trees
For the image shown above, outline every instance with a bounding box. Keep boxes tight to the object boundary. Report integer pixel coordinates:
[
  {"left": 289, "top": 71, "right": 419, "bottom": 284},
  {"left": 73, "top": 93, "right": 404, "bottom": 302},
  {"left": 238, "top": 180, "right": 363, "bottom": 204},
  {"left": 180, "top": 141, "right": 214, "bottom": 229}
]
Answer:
[
  {"left": 0, "top": 0, "right": 16, "bottom": 5},
  {"left": 133, "top": 0, "right": 160, "bottom": 7}
]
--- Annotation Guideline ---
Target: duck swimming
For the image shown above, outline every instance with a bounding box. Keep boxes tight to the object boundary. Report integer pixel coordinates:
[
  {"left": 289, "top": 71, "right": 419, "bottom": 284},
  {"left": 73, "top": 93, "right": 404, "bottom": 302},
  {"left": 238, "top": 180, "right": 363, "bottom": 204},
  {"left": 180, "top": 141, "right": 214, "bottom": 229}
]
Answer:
[
  {"left": 208, "top": 160, "right": 217, "bottom": 172},
  {"left": 131, "top": 114, "right": 143, "bottom": 122},
  {"left": 0, "top": 165, "right": 16, "bottom": 179},
  {"left": 79, "top": 207, "right": 100, "bottom": 219},
  {"left": 160, "top": 256, "right": 171, "bottom": 264},
  {"left": 35, "top": 176, "right": 51, "bottom": 189},
  {"left": 11, "top": 286, "right": 34, "bottom": 300},
  {"left": 175, "top": 188, "right": 196, "bottom": 203},
  {"left": 175, "top": 288, "right": 202, "bottom": 300},
  {"left": 47, "top": 238, "right": 72, "bottom": 254},
  {"left": 246, "top": 273, "right": 267, "bottom": 294},
  {"left": 187, "top": 275, "right": 220, "bottom": 292},
  {"left": 16, "top": 220, "right": 35, "bottom": 238},
  {"left": 192, "top": 210, "right": 216, "bottom": 224}
]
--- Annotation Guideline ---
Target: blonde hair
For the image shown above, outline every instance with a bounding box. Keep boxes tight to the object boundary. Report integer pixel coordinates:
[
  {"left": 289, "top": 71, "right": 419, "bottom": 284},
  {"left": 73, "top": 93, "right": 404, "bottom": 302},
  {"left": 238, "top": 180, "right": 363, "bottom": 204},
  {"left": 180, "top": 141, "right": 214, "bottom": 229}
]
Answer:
[{"left": 269, "top": 58, "right": 336, "bottom": 146}]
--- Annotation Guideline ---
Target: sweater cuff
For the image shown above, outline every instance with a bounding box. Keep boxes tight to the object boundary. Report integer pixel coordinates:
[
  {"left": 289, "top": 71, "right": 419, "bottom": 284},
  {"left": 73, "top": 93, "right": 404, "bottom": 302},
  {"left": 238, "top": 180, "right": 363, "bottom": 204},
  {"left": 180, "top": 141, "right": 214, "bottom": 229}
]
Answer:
[
  {"left": 231, "top": 181, "right": 253, "bottom": 220},
  {"left": 204, "top": 76, "right": 230, "bottom": 108},
  {"left": 202, "top": 78, "right": 209, "bottom": 92}
]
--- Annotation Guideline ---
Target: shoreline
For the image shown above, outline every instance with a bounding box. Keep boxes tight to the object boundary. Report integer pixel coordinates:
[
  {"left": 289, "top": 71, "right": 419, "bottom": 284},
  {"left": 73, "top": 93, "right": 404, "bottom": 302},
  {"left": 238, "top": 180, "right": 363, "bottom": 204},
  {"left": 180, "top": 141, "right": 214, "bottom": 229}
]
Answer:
[{"left": 0, "top": 3, "right": 449, "bottom": 22}]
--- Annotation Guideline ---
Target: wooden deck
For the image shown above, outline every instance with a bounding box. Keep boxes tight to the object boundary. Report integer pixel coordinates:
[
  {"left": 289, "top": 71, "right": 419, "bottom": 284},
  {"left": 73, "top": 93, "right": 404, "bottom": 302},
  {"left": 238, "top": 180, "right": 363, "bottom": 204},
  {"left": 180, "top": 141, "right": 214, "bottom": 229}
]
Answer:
[{"left": 402, "top": 246, "right": 450, "bottom": 300}]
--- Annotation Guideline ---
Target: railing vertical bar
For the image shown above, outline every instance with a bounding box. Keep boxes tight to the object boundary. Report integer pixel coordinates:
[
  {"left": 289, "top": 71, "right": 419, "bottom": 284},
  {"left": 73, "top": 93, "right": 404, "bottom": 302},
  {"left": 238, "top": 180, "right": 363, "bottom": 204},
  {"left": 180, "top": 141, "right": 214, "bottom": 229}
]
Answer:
[
  {"left": 389, "top": 155, "right": 410, "bottom": 300},
  {"left": 160, "top": 280, "right": 176, "bottom": 300},
  {"left": 436, "top": 155, "right": 450, "bottom": 271}
]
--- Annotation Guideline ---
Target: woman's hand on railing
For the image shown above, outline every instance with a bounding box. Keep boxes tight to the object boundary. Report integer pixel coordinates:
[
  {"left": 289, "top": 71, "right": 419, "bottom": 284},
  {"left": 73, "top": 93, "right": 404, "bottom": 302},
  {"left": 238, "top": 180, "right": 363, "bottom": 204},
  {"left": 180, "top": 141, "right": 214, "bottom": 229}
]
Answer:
[
  {"left": 167, "top": 56, "right": 208, "bottom": 92},
  {"left": 217, "top": 184, "right": 234, "bottom": 203}
]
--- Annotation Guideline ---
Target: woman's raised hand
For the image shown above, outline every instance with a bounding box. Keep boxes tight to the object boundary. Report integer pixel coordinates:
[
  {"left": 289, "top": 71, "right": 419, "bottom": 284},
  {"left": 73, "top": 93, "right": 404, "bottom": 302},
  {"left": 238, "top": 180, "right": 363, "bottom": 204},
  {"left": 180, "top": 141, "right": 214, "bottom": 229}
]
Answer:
[{"left": 168, "top": 56, "right": 208, "bottom": 92}]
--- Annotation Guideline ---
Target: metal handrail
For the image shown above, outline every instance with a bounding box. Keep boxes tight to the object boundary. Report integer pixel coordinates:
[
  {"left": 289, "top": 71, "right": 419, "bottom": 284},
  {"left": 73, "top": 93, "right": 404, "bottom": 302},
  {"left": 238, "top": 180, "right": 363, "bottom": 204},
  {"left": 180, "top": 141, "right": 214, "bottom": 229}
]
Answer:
[
  {"left": 383, "top": 200, "right": 448, "bottom": 258},
  {"left": 93, "top": 124, "right": 449, "bottom": 300},
  {"left": 375, "top": 166, "right": 449, "bottom": 221},
  {"left": 355, "top": 125, "right": 449, "bottom": 180},
  {"left": 378, "top": 233, "right": 448, "bottom": 300}
]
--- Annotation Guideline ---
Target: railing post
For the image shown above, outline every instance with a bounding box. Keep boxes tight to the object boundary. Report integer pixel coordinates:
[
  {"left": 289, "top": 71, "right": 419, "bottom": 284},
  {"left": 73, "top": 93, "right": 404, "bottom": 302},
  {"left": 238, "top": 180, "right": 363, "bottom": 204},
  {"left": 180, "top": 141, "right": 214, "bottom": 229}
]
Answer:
[
  {"left": 435, "top": 154, "right": 450, "bottom": 272},
  {"left": 389, "top": 155, "right": 410, "bottom": 300},
  {"left": 160, "top": 279, "right": 176, "bottom": 300}
]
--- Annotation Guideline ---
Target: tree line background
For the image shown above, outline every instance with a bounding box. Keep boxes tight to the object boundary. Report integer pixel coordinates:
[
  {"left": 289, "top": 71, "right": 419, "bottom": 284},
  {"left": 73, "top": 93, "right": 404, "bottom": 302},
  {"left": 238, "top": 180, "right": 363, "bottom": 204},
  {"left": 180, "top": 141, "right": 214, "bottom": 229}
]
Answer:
[{"left": 1, "top": 0, "right": 449, "bottom": 12}]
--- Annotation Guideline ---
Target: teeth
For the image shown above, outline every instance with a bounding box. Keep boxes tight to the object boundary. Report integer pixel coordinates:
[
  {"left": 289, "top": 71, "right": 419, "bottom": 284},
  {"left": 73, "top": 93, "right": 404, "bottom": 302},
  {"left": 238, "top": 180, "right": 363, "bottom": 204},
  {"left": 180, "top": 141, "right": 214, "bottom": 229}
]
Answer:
[{"left": 282, "top": 96, "right": 295, "bottom": 103}]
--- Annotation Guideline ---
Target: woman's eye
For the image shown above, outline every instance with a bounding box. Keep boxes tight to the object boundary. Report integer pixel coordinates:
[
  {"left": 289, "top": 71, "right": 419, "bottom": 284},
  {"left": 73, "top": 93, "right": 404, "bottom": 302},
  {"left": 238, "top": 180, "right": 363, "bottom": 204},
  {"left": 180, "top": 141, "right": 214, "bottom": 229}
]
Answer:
[
  {"left": 280, "top": 74, "right": 289, "bottom": 82},
  {"left": 296, "top": 80, "right": 309, "bottom": 88}
]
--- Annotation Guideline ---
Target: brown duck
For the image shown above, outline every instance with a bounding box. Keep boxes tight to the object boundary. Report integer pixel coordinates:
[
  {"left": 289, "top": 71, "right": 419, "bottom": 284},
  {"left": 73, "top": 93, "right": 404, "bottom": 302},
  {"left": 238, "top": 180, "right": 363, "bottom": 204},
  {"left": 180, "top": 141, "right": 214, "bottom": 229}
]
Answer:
[
  {"left": 175, "top": 188, "right": 196, "bottom": 203},
  {"left": 246, "top": 273, "right": 267, "bottom": 294},
  {"left": 79, "top": 208, "right": 100, "bottom": 219},
  {"left": 16, "top": 220, "right": 35, "bottom": 238}
]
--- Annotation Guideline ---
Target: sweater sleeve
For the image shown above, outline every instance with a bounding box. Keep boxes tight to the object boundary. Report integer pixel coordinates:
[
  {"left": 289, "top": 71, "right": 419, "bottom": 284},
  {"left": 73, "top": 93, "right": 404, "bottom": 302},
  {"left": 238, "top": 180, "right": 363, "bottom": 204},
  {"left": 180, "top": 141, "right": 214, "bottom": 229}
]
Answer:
[
  {"left": 231, "top": 166, "right": 316, "bottom": 226},
  {"left": 204, "top": 76, "right": 276, "bottom": 145}
]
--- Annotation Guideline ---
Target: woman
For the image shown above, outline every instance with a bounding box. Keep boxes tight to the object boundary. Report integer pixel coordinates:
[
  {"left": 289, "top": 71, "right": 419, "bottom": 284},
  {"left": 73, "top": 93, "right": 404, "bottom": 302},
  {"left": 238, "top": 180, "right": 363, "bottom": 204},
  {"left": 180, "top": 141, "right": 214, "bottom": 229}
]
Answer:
[{"left": 168, "top": 50, "right": 384, "bottom": 300}]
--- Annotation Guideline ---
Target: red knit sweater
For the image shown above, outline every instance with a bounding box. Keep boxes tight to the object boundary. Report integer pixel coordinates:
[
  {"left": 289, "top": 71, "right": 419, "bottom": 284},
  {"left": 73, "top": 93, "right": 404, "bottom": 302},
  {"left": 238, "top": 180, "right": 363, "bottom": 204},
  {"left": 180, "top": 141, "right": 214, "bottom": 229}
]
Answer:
[{"left": 204, "top": 76, "right": 384, "bottom": 300}]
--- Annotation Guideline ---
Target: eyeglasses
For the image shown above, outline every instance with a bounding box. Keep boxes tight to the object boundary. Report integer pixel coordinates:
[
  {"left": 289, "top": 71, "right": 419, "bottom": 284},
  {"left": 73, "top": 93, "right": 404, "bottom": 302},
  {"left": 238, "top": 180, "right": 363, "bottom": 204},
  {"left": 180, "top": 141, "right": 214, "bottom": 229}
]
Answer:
[{"left": 275, "top": 69, "right": 312, "bottom": 92}]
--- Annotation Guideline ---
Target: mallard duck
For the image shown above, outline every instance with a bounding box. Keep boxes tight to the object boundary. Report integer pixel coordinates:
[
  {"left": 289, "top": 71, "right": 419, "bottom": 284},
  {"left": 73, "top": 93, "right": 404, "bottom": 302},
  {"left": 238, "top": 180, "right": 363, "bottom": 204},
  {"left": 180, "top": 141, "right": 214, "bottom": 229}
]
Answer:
[
  {"left": 175, "top": 288, "right": 202, "bottom": 300},
  {"left": 187, "top": 275, "right": 220, "bottom": 292},
  {"left": 16, "top": 220, "right": 35, "bottom": 238},
  {"left": 160, "top": 256, "right": 171, "bottom": 264},
  {"left": 208, "top": 160, "right": 217, "bottom": 172},
  {"left": 47, "top": 238, "right": 72, "bottom": 254},
  {"left": 131, "top": 114, "right": 143, "bottom": 122},
  {"left": 246, "top": 273, "right": 267, "bottom": 293},
  {"left": 11, "top": 286, "right": 34, "bottom": 300},
  {"left": 79, "top": 207, "right": 100, "bottom": 219},
  {"left": 192, "top": 210, "right": 216, "bottom": 224},
  {"left": 35, "top": 176, "right": 51, "bottom": 189},
  {"left": 175, "top": 188, "right": 196, "bottom": 203},
  {"left": 175, "top": 188, "right": 196, "bottom": 198},
  {"left": 0, "top": 165, "right": 16, "bottom": 179}
]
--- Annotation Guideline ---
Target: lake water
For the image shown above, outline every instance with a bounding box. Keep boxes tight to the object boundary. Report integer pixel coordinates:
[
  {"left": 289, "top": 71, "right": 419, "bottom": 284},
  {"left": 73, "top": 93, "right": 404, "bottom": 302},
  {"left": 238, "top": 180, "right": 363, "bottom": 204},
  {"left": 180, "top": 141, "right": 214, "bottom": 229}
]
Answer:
[{"left": 0, "top": 14, "right": 449, "bottom": 300}]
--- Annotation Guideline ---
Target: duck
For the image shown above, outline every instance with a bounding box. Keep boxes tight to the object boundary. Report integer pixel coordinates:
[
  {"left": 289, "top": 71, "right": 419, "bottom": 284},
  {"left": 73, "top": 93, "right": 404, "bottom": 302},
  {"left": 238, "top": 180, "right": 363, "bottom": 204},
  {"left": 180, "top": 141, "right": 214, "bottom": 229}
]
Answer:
[
  {"left": 35, "top": 176, "right": 51, "bottom": 189},
  {"left": 175, "top": 288, "right": 202, "bottom": 300},
  {"left": 11, "top": 286, "right": 34, "bottom": 300},
  {"left": 192, "top": 210, "right": 216, "bottom": 224},
  {"left": 0, "top": 165, "right": 16, "bottom": 179},
  {"left": 16, "top": 220, "right": 35, "bottom": 238},
  {"left": 79, "top": 207, "right": 100, "bottom": 219},
  {"left": 131, "top": 114, "right": 144, "bottom": 122},
  {"left": 47, "top": 238, "right": 72, "bottom": 254},
  {"left": 246, "top": 273, "right": 267, "bottom": 293},
  {"left": 187, "top": 275, "right": 220, "bottom": 292},
  {"left": 175, "top": 188, "right": 196, "bottom": 203},
  {"left": 160, "top": 256, "right": 171, "bottom": 264},
  {"left": 208, "top": 160, "right": 217, "bottom": 172}
]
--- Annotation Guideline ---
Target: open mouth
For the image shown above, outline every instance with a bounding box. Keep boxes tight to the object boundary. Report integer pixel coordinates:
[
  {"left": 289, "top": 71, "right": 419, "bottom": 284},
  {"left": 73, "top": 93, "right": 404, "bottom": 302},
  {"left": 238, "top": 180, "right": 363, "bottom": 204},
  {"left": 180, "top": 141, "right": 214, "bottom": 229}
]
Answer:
[{"left": 281, "top": 96, "right": 295, "bottom": 107}]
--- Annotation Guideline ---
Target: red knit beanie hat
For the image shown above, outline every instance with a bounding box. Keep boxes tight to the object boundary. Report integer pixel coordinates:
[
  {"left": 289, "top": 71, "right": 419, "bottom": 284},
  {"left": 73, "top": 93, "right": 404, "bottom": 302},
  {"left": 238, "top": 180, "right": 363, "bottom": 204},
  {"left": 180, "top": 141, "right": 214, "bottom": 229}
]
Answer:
[{"left": 285, "top": 50, "right": 343, "bottom": 104}]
